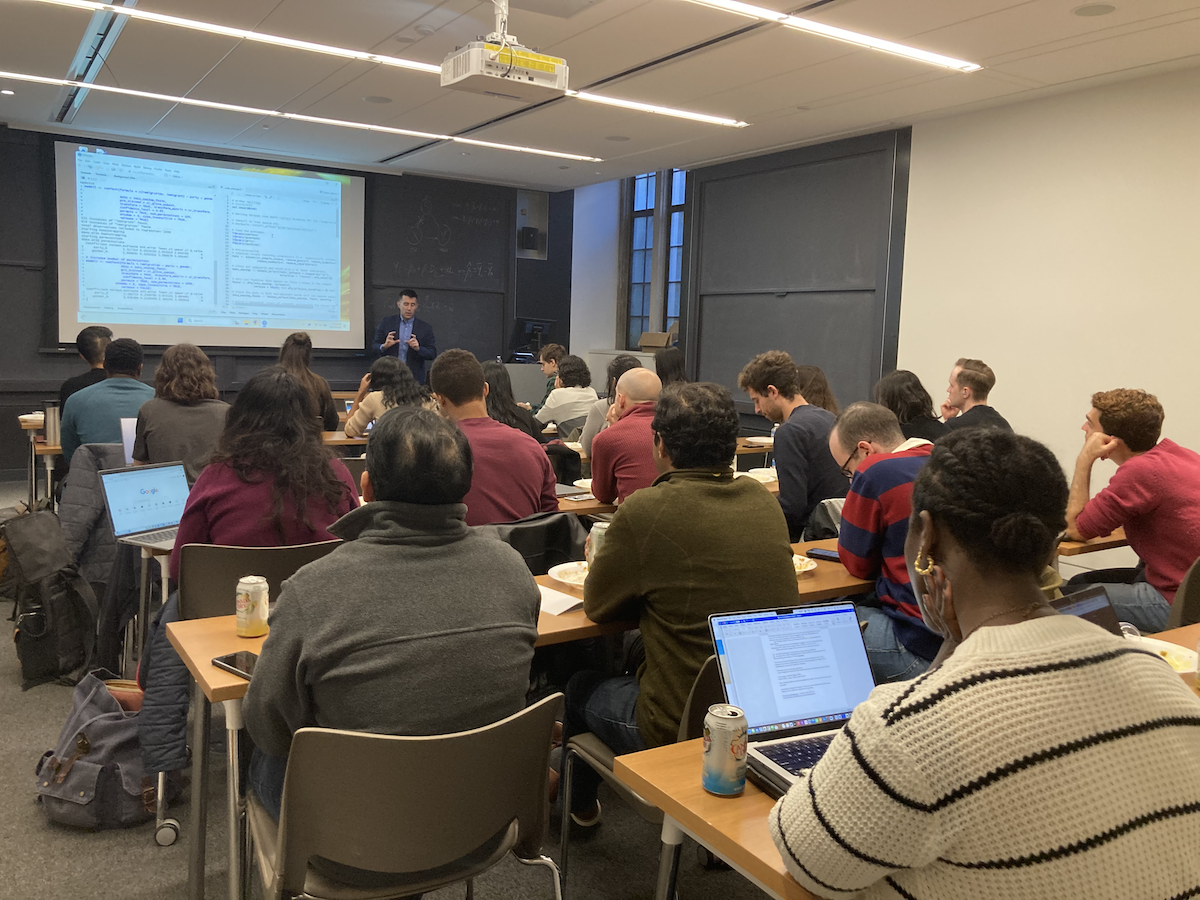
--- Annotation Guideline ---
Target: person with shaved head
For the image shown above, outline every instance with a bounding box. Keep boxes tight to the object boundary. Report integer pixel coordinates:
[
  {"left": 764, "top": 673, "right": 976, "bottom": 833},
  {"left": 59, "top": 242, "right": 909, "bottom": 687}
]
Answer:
[{"left": 590, "top": 368, "right": 663, "bottom": 505}]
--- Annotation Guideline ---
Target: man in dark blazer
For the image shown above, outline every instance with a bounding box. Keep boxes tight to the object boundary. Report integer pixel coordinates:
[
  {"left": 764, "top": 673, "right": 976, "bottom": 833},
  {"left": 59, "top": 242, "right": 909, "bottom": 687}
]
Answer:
[{"left": 372, "top": 289, "right": 437, "bottom": 383}]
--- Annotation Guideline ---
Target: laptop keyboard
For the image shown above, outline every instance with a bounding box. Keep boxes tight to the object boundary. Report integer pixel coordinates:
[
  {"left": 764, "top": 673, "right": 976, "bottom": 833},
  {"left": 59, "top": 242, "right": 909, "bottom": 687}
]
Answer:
[
  {"left": 758, "top": 734, "right": 836, "bottom": 775},
  {"left": 138, "top": 528, "right": 178, "bottom": 543}
]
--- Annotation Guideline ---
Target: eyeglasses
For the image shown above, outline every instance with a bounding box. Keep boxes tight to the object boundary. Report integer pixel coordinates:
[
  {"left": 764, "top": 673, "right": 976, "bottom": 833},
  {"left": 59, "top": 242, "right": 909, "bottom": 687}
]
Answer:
[{"left": 839, "top": 448, "right": 858, "bottom": 479}]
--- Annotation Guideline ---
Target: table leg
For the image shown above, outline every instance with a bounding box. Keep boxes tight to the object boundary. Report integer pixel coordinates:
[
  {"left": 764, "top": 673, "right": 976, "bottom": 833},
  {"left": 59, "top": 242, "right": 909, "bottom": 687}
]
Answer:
[
  {"left": 654, "top": 817, "right": 684, "bottom": 900},
  {"left": 26, "top": 432, "right": 36, "bottom": 510},
  {"left": 137, "top": 549, "right": 151, "bottom": 663},
  {"left": 224, "top": 698, "right": 247, "bottom": 900},
  {"left": 43, "top": 454, "right": 54, "bottom": 509},
  {"left": 188, "top": 681, "right": 212, "bottom": 900}
]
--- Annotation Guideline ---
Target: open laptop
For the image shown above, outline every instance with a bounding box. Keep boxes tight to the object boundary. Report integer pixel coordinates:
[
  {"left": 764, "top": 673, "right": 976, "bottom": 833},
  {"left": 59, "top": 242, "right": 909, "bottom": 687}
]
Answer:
[
  {"left": 1049, "top": 585, "right": 1124, "bottom": 636},
  {"left": 99, "top": 462, "right": 191, "bottom": 551},
  {"left": 709, "top": 602, "right": 876, "bottom": 798}
]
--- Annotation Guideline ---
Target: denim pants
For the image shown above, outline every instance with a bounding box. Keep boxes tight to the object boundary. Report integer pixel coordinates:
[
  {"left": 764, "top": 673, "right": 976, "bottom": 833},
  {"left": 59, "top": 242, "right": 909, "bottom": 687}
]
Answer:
[
  {"left": 1071, "top": 580, "right": 1170, "bottom": 633},
  {"left": 857, "top": 606, "right": 934, "bottom": 683},
  {"left": 561, "top": 672, "right": 647, "bottom": 812},
  {"left": 248, "top": 748, "right": 288, "bottom": 822}
]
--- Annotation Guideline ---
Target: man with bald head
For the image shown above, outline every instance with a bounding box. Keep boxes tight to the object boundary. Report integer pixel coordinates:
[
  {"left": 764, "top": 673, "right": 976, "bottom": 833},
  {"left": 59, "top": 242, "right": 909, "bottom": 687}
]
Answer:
[{"left": 590, "top": 368, "right": 662, "bottom": 504}]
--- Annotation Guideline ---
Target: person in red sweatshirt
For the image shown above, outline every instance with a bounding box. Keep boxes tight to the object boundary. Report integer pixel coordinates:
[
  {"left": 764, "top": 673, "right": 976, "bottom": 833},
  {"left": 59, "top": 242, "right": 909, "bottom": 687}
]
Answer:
[
  {"left": 1064, "top": 388, "right": 1200, "bottom": 632},
  {"left": 590, "top": 368, "right": 661, "bottom": 505}
]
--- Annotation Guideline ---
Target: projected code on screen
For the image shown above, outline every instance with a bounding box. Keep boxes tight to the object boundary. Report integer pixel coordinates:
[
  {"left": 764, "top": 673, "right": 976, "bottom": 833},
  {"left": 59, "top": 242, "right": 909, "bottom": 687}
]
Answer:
[{"left": 75, "top": 153, "right": 342, "bottom": 325}]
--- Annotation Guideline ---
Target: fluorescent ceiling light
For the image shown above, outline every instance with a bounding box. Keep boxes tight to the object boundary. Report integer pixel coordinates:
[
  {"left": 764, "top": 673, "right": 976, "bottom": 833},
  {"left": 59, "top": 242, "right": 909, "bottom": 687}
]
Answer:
[
  {"left": 21, "top": 0, "right": 749, "bottom": 127},
  {"left": 681, "top": 0, "right": 982, "bottom": 71},
  {"left": 0, "top": 70, "right": 603, "bottom": 161}
]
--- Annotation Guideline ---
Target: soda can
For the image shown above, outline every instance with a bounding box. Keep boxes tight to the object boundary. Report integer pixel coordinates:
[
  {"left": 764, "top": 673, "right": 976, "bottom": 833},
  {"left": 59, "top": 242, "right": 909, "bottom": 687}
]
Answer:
[
  {"left": 702, "top": 703, "right": 748, "bottom": 796},
  {"left": 236, "top": 576, "right": 269, "bottom": 638},
  {"left": 586, "top": 522, "right": 610, "bottom": 567}
]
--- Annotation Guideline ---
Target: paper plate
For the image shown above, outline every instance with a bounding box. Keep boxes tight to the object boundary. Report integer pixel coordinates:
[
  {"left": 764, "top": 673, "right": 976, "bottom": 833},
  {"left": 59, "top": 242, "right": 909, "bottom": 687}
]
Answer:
[
  {"left": 573, "top": 478, "right": 592, "bottom": 490},
  {"left": 548, "top": 561, "right": 589, "bottom": 588},
  {"left": 564, "top": 441, "right": 583, "bottom": 452},
  {"left": 1132, "top": 636, "right": 1198, "bottom": 674},
  {"left": 745, "top": 436, "right": 774, "bottom": 445},
  {"left": 792, "top": 555, "right": 818, "bottom": 574},
  {"left": 746, "top": 468, "right": 776, "bottom": 482}
]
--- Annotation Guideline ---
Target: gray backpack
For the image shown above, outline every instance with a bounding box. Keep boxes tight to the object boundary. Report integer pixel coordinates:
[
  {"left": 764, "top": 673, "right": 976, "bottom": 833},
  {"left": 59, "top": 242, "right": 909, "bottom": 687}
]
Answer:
[{"left": 35, "top": 670, "right": 177, "bottom": 830}]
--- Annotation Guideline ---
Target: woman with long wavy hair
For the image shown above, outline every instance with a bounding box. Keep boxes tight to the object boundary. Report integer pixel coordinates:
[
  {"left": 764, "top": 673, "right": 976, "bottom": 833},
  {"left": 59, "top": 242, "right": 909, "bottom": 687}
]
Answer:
[
  {"left": 344, "top": 357, "right": 426, "bottom": 438},
  {"left": 278, "top": 332, "right": 340, "bottom": 432}
]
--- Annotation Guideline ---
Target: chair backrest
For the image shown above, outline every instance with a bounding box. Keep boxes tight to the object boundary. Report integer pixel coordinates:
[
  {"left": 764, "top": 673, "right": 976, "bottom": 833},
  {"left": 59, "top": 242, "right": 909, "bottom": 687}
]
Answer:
[
  {"left": 1167, "top": 555, "right": 1200, "bottom": 629},
  {"left": 340, "top": 457, "right": 367, "bottom": 496},
  {"left": 677, "top": 655, "right": 723, "bottom": 742},
  {"left": 474, "top": 511, "right": 587, "bottom": 576},
  {"left": 177, "top": 541, "right": 340, "bottom": 620},
  {"left": 276, "top": 693, "right": 562, "bottom": 895}
]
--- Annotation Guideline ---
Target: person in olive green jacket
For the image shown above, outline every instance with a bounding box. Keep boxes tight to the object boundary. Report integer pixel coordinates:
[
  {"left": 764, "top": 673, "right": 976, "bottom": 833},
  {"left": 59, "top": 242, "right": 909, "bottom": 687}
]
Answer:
[{"left": 560, "top": 382, "right": 799, "bottom": 826}]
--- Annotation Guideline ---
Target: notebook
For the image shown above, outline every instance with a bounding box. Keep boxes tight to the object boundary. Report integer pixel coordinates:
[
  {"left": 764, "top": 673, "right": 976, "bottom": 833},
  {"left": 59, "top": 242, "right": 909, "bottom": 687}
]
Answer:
[
  {"left": 99, "top": 462, "right": 191, "bottom": 551},
  {"left": 1049, "top": 585, "right": 1124, "bottom": 636},
  {"left": 709, "top": 602, "right": 876, "bottom": 798}
]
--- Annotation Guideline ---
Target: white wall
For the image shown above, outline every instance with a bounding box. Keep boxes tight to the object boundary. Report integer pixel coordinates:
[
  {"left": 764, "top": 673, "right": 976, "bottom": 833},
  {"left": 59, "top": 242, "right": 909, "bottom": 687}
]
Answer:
[{"left": 569, "top": 180, "right": 621, "bottom": 356}]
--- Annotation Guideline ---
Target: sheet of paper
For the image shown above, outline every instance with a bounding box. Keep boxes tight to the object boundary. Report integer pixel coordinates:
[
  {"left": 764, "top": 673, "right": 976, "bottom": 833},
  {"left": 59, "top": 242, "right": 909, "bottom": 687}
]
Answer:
[
  {"left": 120, "top": 417, "right": 137, "bottom": 465},
  {"left": 539, "top": 584, "right": 584, "bottom": 616}
]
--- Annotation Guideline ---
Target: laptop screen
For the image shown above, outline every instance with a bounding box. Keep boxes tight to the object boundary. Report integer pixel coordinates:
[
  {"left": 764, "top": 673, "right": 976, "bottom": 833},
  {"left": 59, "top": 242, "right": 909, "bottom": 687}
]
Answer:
[
  {"left": 1050, "top": 585, "right": 1124, "bottom": 636},
  {"left": 100, "top": 464, "right": 190, "bottom": 538},
  {"left": 710, "top": 603, "right": 876, "bottom": 737}
]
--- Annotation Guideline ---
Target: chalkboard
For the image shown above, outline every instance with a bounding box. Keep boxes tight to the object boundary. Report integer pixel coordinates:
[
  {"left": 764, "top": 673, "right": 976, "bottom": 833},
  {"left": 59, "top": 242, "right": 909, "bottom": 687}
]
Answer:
[
  {"left": 370, "top": 287, "right": 505, "bottom": 363},
  {"left": 371, "top": 177, "right": 511, "bottom": 293}
]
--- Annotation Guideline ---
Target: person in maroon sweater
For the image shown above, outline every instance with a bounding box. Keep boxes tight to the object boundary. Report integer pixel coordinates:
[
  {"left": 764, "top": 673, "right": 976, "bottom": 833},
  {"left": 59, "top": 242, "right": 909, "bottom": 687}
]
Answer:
[
  {"left": 169, "top": 366, "right": 359, "bottom": 581},
  {"left": 1064, "top": 388, "right": 1200, "bottom": 633},
  {"left": 591, "top": 368, "right": 662, "bottom": 505},
  {"left": 429, "top": 349, "right": 558, "bottom": 527}
]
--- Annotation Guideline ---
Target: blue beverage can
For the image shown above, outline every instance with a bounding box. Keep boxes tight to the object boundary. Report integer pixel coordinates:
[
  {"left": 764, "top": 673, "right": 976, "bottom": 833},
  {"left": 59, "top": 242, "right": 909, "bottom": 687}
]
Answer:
[{"left": 702, "top": 704, "right": 748, "bottom": 796}]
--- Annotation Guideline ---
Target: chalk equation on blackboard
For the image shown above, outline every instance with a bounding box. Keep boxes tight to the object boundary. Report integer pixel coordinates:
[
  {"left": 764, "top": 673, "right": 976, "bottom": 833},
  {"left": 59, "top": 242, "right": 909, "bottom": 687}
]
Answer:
[
  {"left": 407, "top": 197, "right": 452, "bottom": 248},
  {"left": 393, "top": 260, "right": 497, "bottom": 283}
]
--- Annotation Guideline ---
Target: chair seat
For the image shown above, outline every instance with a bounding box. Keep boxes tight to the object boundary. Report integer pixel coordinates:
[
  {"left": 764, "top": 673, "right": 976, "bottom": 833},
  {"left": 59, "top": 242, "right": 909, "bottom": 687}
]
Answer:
[{"left": 566, "top": 733, "right": 663, "bottom": 826}]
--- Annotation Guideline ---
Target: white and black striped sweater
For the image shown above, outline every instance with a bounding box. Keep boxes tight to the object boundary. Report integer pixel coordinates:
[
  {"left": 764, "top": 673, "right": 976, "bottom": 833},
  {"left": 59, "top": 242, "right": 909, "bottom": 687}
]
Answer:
[{"left": 769, "top": 614, "right": 1200, "bottom": 900}]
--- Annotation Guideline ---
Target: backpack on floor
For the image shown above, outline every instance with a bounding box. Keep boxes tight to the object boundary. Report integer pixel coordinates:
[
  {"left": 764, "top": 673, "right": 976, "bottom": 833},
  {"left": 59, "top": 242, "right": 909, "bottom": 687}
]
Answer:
[{"left": 35, "top": 669, "right": 177, "bottom": 830}]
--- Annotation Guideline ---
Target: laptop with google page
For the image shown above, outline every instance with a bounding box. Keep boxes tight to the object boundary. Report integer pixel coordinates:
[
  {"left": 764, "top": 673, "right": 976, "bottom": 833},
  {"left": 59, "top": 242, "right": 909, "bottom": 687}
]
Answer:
[
  {"left": 708, "top": 602, "right": 876, "bottom": 798},
  {"left": 99, "top": 462, "right": 191, "bottom": 552}
]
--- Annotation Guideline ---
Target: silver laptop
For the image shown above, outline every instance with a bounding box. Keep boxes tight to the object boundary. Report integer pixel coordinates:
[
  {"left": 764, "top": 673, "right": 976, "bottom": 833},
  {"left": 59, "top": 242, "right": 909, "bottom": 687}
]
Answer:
[
  {"left": 99, "top": 462, "right": 191, "bottom": 551},
  {"left": 709, "top": 602, "right": 876, "bottom": 797}
]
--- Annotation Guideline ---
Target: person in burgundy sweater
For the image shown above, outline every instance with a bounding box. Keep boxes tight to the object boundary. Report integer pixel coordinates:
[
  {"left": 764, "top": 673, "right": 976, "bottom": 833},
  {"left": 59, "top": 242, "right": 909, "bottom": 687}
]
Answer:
[
  {"left": 830, "top": 402, "right": 937, "bottom": 682},
  {"left": 1064, "top": 389, "right": 1200, "bottom": 633},
  {"left": 590, "top": 368, "right": 661, "bottom": 505},
  {"left": 429, "top": 349, "right": 557, "bottom": 527}
]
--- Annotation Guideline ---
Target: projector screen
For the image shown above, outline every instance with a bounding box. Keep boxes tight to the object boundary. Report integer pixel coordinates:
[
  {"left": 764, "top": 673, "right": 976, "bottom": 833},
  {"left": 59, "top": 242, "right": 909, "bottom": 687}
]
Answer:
[{"left": 55, "top": 142, "right": 366, "bottom": 350}]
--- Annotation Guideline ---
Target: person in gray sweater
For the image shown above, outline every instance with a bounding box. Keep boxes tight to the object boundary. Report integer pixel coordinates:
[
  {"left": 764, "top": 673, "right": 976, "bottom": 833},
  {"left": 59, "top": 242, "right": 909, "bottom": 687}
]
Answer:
[{"left": 244, "top": 406, "right": 542, "bottom": 821}]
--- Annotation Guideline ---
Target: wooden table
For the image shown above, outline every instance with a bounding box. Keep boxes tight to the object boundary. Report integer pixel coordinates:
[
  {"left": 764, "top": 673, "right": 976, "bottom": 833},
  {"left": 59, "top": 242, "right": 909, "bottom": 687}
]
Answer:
[
  {"left": 1056, "top": 527, "right": 1128, "bottom": 556},
  {"left": 569, "top": 436, "right": 772, "bottom": 466},
  {"left": 331, "top": 390, "right": 357, "bottom": 401},
  {"left": 321, "top": 431, "right": 367, "bottom": 447},
  {"left": 789, "top": 538, "right": 872, "bottom": 600}
]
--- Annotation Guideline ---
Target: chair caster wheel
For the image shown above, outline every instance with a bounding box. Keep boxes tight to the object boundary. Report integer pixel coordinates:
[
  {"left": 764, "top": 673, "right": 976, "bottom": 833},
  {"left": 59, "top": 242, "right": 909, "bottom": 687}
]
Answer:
[{"left": 155, "top": 818, "right": 180, "bottom": 846}]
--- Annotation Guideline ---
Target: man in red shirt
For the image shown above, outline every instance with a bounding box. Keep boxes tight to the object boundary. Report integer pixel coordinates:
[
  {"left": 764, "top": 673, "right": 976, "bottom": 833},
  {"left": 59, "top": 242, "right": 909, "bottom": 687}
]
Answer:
[
  {"left": 590, "top": 368, "right": 662, "bottom": 505},
  {"left": 1064, "top": 388, "right": 1200, "bottom": 632},
  {"left": 429, "top": 350, "right": 558, "bottom": 527}
]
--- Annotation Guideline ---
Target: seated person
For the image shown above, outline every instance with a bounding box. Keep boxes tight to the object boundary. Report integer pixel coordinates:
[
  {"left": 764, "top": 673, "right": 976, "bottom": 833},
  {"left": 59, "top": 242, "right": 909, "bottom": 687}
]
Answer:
[
  {"left": 770, "top": 428, "right": 1200, "bottom": 900},
  {"left": 429, "top": 349, "right": 557, "bottom": 527},
  {"left": 482, "top": 360, "right": 545, "bottom": 443},
  {"left": 244, "top": 407, "right": 541, "bottom": 820},
  {"left": 59, "top": 325, "right": 112, "bottom": 409},
  {"left": 795, "top": 364, "right": 839, "bottom": 415},
  {"left": 873, "top": 369, "right": 948, "bottom": 443},
  {"left": 278, "top": 332, "right": 340, "bottom": 432},
  {"left": 133, "top": 343, "right": 229, "bottom": 484},
  {"left": 344, "top": 357, "right": 425, "bottom": 438},
  {"left": 562, "top": 383, "right": 799, "bottom": 824},
  {"left": 60, "top": 338, "right": 155, "bottom": 462},
  {"left": 534, "top": 354, "right": 598, "bottom": 434},
  {"left": 738, "top": 350, "right": 848, "bottom": 540},
  {"left": 830, "top": 402, "right": 937, "bottom": 682},
  {"left": 654, "top": 346, "right": 687, "bottom": 387},
  {"left": 1064, "top": 389, "right": 1200, "bottom": 633},
  {"left": 527, "top": 342, "right": 565, "bottom": 414},
  {"left": 580, "top": 354, "right": 643, "bottom": 456},
  {"left": 941, "top": 357, "right": 1012, "bottom": 432},
  {"left": 590, "top": 368, "right": 661, "bottom": 505}
]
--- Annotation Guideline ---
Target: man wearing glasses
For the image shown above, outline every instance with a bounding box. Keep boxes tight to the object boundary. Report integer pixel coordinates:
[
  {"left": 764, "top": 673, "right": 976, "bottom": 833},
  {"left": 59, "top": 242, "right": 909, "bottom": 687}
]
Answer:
[
  {"left": 829, "top": 401, "right": 937, "bottom": 683},
  {"left": 738, "top": 350, "right": 848, "bottom": 541}
]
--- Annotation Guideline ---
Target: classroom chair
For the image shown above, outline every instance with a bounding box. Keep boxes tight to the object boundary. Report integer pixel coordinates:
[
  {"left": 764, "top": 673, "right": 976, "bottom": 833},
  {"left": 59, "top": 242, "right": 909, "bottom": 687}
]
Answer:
[
  {"left": 176, "top": 541, "right": 340, "bottom": 619},
  {"left": 475, "top": 511, "right": 587, "bottom": 577},
  {"left": 1166, "top": 556, "right": 1200, "bottom": 629}
]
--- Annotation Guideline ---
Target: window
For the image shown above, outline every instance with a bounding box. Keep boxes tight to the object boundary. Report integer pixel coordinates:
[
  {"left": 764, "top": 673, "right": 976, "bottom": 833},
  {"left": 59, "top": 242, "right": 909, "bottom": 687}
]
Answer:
[{"left": 622, "top": 169, "right": 688, "bottom": 350}]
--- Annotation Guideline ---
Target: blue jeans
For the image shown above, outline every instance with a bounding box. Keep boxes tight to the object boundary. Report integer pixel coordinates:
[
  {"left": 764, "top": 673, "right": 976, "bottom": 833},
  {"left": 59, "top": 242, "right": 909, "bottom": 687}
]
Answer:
[
  {"left": 249, "top": 748, "right": 288, "bottom": 822},
  {"left": 562, "top": 672, "right": 647, "bottom": 812},
  {"left": 858, "top": 606, "right": 933, "bottom": 683},
  {"left": 1090, "top": 581, "right": 1170, "bottom": 634}
]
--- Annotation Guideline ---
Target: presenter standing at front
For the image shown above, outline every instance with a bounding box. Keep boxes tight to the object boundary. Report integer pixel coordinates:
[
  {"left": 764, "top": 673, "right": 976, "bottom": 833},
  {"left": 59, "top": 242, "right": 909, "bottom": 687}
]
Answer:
[{"left": 372, "top": 289, "right": 437, "bottom": 384}]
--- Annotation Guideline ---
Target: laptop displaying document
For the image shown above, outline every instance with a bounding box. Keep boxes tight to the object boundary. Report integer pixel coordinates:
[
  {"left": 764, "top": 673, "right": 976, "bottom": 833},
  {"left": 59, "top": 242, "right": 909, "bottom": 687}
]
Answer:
[
  {"left": 99, "top": 462, "right": 190, "bottom": 551},
  {"left": 709, "top": 602, "right": 876, "bottom": 798},
  {"left": 1049, "top": 585, "right": 1124, "bottom": 636}
]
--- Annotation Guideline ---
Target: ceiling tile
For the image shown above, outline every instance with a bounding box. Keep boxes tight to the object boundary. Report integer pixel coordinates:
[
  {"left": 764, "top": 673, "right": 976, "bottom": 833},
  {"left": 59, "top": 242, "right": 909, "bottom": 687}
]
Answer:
[
  {"left": 238, "top": 118, "right": 428, "bottom": 163},
  {"left": 385, "top": 90, "right": 528, "bottom": 135},
  {"left": 0, "top": 2, "right": 91, "bottom": 76},
  {"left": 149, "top": 105, "right": 271, "bottom": 143},
  {"left": 100, "top": 20, "right": 241, "bottom": 96},
  {"left": 399, "top": 139, "right": 611, "bottom": 189},
  {"left": 188, "top": 42, "right": 353, "bottom": 111},
  {"left": 67, "top": 89, "right": 180, "bottom": 135},
  {"left": 136, "top": 0, "right": 283, "bottom": 30},
  {"left": 807, "top": 0, "right": 1030, "bottom": 43}
]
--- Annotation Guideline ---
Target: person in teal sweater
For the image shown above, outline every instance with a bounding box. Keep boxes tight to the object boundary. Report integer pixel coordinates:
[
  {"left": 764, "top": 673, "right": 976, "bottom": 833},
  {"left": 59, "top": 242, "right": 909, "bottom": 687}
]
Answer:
[{"left": 60, "top": 338, "right": 155, "bottom": 462}]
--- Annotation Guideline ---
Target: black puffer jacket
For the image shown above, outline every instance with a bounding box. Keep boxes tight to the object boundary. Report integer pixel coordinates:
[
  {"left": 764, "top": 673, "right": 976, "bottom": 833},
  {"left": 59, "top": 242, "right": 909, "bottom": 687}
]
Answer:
[
  {"left": 138, "top": 591, "right": 190, "bottom": 773},
  {"left": 59, "top": 443, "right": 124, "bottom": 584}
]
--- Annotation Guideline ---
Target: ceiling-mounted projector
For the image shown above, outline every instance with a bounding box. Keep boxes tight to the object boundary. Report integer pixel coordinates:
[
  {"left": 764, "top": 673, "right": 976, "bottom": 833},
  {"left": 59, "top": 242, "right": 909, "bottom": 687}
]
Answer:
[{"left": 441, "top": 0, "right": 569, "bottom": 101}]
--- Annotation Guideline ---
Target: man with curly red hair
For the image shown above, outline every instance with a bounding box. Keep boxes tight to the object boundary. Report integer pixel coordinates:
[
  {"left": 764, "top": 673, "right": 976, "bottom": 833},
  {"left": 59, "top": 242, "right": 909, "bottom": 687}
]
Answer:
[{"left": 1064, "top": 388, "right": 1200, "bottom": 632}]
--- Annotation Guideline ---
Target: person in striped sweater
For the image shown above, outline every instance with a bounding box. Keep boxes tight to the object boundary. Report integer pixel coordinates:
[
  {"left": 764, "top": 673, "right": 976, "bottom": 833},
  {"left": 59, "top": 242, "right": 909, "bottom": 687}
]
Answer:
[{"left": 771, "top": 429, "right": 1200, "bottom": 900}]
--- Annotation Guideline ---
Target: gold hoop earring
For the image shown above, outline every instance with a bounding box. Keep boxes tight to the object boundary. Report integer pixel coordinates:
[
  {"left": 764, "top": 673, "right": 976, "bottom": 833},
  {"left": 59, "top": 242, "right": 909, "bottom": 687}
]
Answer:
[{"left": 914, "top": 553, "right": 935, "bottom": 576}]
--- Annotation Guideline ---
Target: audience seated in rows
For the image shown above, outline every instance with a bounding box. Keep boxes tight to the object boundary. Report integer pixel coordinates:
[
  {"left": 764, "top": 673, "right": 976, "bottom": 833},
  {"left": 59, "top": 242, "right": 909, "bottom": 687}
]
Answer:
[
  {"left": 528, "top": 342, "right": 565, "bottom": 414},
  {"left": 829, "top": 402, "right": 937, "bottom": 682},
  {"left": 795, "top": 364, "right": 839, "bottom": 415},
  {"left": 133, "top": 343, "right": 228, "bottom": 484},
  {"left": 61, "top": 338, "right": 155, "bottom": 462},
  {"left": 534, "top": 355, "right": 598, "bottom": 435},
  {"left": 580, "top": 354, "right": 642, "bottom": 456},
  {"left": 590, "top": 368, "right": 662, "bottom": 505},
  {"left": 482, "top": 360, "right": 545, "bottom": 443},
  {"left": 561, "top": 382, "right": 799, "bottom": 825},
  {"left": 654, "top": 346, "right": 687, "bottom": 387},
  {"left": 873, "top": 369, "right": 948, "bottom": 443},
  {"left": 430, "top": 350, "right": 558, "bottom": 527},
  {"left": 771, "top": 428, "right": 1200, "bottom": 900},
  {"left": 941, "top": 357, "right": 1012, "bottom": 432},
  {"left": 344, "top": 356, "right": 426, "bottom": 438},
  {"left": 244, "top": 407, "right": 542, "bottom": 821},
  {"left": 739, "top": 350, "right": 848, "bottom": 541},
  {"left": 59, "top": 325, "right": 113, "bottom": 409},
  {"left": 1064, "top": 388, "right": 1200, "bottom": 632},
  {"left": 278, "top": 331, "right": 340, "bottom": 432}
]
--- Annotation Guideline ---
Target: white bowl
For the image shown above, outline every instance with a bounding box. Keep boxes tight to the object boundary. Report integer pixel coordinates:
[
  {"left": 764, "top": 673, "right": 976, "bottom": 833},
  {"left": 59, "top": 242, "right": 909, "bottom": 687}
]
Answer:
[
  {"left": 573, "top": 478, "right": 592, "bottom": 490},
  {"left": 747, "top": 468, "right": 776, "bottom": 482},
  {"left": 548, "top": 561, "right": 589, "bottom": 588},
  {"left": 745, "top": 436, "right": 774, "bottom": 446},
  {"left": 793, "top": 554, "right": 817, "bottom": 574}
]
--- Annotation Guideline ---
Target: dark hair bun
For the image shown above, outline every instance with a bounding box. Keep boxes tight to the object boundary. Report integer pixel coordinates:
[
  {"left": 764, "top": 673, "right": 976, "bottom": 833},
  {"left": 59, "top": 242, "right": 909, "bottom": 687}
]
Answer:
[{"left": 989, "top": 512, "right": 1054, "bottom": 565}]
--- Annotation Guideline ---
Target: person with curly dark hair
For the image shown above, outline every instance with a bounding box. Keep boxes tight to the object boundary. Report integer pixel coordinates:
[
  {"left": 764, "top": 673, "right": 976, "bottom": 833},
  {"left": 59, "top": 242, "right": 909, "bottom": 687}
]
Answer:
[
  {"left": 278, "top": 332, "right": 340, "bottom": 432},
  {"left": 526, "top": 342, "right": 567, "bottom": 414},
  {"left": 580, "top": 354, "right": 642, "bottom": 455},
  {"left": 133, "top": 343, "right": 229, "bottom": 483},
  {"left": 1063, "top": 388, "right": 1200, "bottom": 632},
  {"left": 534, "top": 354, "right": 597, "bottom": 434},
  {"left": 738, "top": 350, "right": 848, "bottom": 540},
  {"left": 558, "top": 382, "right": 798, "bottom": 825},
  {"left": 167, "top": 366, "right": 359, "bottom": 582},
  {"left": 344, "top": 356, "right": 426, "bottom": 438},
  {"left": 873, "top": 369, "right": 947, "bottom": 443},
  {"left": 771, "top": 428, "right": 1200, "bottom": 900}
]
